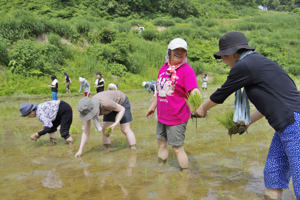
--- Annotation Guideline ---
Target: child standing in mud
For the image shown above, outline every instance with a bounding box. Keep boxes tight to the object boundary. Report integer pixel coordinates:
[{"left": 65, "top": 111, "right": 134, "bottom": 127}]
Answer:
[
  {"left": 196, "top": 32, "right": 300, "bottom": 199},
  {"left": 146, "top": 38, "right": 200, "bottom": 172},
  {"left": 19, "top": 100, "right": 73, "bottom": 145},
  {"left": 75, "top": 90, "right": 136, "bottom": 157}
]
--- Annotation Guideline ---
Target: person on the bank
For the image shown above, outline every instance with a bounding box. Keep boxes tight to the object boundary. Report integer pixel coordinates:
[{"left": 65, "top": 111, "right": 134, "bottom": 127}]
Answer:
[
  {"left": 78, "top": 77, "right": 90, "bottom": 97},
  {"left": 94, "top": 72, "right": 105, "bottom": 93},
  {"left": 19, "top": 100, "right": 73, "bottom": 145},
  {"left": 202, "top": 74, "right": 208, "bottom": 90},
  {"left": 63, "top": 72, "right": 72, "bottom": 93},
  {"left": 146, "top": 38, "right": 200, "bottom": 172},
  {"left": 196, "top": 31, "right": 300, "bottom": 200},
  {"left": 75, "top": 90, "right": 136, "bottom": 157},
  {"left": 48, "top": 75, "right": 58, "bottom": 100}
]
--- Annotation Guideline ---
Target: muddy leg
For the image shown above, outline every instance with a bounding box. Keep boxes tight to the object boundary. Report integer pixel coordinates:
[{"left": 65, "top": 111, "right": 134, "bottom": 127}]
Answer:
[
  {"left": 121, "top": 122, "right": 136, "bottom": 150},
  {"left": 264, "top": 188, "right": 282, "bottom": 200},
  {"left": 157, "top": 139, "right": 168, "bottom": 166},
  {"left": 172, "top": 145, "right": 188, "bottom": 169},
  {"left": 49, "top": 132, "right": 57, "bottom": 145}
]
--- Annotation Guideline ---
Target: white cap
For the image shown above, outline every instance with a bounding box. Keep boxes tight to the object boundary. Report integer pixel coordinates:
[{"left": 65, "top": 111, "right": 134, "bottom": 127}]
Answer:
[
  {"left": 79, "top": 77, "right": 85, "bottom": 82},
  {"left": 142, "top": 81, "right": 146, "bottom": 87},
  {"left": 168, "top": 38, "right": 188, "bottom": 51}
]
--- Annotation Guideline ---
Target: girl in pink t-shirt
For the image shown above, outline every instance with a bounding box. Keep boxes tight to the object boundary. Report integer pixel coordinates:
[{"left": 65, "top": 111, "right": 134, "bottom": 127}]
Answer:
[{"left": 146, "top": 38, "right": 200, "bottom": 172}]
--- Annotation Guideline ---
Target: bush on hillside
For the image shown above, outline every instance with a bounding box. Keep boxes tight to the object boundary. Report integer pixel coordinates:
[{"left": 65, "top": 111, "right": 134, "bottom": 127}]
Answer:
[
  {"left": 141, "top": 29, "right": 158, "bottom": 41},
  {"left": 8, "top": 40, "right": 62, "bottom": 76},
  {"left": 153, "top": 19, "right": 175, "bottom": 27}
]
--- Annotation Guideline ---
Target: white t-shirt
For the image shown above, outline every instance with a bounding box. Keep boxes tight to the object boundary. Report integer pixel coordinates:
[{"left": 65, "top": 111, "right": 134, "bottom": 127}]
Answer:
[
  {"left": 52, "top": 79, "right": 58, "bottom": 86},
  {"left": 95, "top": 78, "right": 105, "bottom": 85}
]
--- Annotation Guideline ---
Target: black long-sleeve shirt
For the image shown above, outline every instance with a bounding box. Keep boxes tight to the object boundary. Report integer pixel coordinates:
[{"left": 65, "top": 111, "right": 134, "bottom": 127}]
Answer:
[{"left": 210, "top": 53, "right": 300, "bottom": 131}]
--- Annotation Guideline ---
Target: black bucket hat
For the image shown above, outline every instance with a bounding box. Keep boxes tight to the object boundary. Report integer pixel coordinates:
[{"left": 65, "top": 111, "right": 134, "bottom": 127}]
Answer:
[
  {"left": 19, "top": 102, "right": 37, "bottom": 117},
  {"left": 214, "top": 32, "right": 256, "bottom": 59}
]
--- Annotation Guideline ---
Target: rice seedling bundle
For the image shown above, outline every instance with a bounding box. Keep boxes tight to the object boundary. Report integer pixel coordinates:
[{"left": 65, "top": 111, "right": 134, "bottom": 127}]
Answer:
[
  {"left": 105, "top": 127, "right": 112, "bottom": 135},
  {"left": 216, "top": 109, "right": 247, "bottom": 137},
  {"left": 187, "top": 92, "right": 204, "bottom": 118}
]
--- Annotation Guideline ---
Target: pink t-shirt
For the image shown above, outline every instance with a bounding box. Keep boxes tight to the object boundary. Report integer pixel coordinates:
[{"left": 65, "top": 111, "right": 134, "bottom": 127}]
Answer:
[{"left": 156, "top": 63, "right": 198, "bottom": 125}]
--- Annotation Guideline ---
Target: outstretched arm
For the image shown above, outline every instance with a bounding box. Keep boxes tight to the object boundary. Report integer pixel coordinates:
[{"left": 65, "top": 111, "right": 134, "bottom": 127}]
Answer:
[
  {"left": 196, "top": 97, "right": 218, "bottom": 117},
  {"left": 75, "top": 120, "right": 91, "bottom": 157}
]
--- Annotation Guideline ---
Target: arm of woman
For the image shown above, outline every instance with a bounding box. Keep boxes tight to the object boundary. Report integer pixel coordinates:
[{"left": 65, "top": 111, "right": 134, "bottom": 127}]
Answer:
[
  {"left": 146, "top": 95, "right": 157, "bottom": 117},
  {"left": 75, "top": 120, "right": 91, "bottom": 157},
  {"left": 108, "top": 104, "right": 125, "bottom": 134},
  {"left": 246, "top": 110, "right": 264, "bottom": 128},
  {"left": 69, "top": 78, "right": 72, "bottom": 84},
  {"left": 196, "top": 97, "right": 218, "bottom": 117}
]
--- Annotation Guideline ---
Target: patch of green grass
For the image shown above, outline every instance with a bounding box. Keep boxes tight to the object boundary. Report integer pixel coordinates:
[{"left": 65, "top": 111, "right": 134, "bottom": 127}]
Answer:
[{"left": 105, "top": 127, "right": 112, "bottom": 135}]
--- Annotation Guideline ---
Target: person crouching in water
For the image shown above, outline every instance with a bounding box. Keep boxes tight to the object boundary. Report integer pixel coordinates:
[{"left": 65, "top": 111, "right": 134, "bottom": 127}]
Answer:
[
  {"left": 19, "top": 100, "right": 73, "bottom": 145},
  {"left": 75, "top": 90, "right": 136, "bottom": 157}
]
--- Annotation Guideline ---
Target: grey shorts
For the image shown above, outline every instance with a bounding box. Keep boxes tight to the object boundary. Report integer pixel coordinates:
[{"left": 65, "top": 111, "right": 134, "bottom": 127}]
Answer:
[
  {"left": 156, "top": 121, "right": 188, "bottom": 146},
  {"left": 103, "top": 97, "right": 133, "bottom": 124}
]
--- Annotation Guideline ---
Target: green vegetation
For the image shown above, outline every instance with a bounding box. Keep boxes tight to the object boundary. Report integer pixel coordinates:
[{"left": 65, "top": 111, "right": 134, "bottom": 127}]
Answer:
[
  {"left": 0, "top": 0, "right": 299, "bottom": 96},
  {"left": 188, "top": 92, "right": 204, "bottom": 118},
  {"left": 105, "top": 127, "right": 112, "bottom": 135},
  {"left": 216, "top": 109, "right": 247, "bottom": 137}
]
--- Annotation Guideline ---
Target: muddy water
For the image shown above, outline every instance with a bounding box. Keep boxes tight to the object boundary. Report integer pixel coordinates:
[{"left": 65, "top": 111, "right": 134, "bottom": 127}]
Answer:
[{"left": 0, "top": 87, "right": 297, "bottom": 200}]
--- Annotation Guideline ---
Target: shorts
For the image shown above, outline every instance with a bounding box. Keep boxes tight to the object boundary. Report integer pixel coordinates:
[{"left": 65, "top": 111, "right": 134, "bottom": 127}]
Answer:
[
  {"left": 264, "top": 112, "right": 300, "bottom": 199},
  {"left": 103, "top": 97, "right": 132, "bottom": 124},
  {"left": 84, "top": 92, "right": 89, "bottom": 97},
  {"left": 156, "top": 121, "right": 188, "bottom": 146}
]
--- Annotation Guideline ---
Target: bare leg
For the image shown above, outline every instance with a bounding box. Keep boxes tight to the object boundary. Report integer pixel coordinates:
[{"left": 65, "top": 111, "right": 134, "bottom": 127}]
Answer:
[
  {"left": 49, "top": 132, "right": 56, "bottom": 145},
  {"left": 264, "top": 188, "right": 282, "bottom": 200},
  {"left": 172, "top": 145, "right": 188, "bottom": 169},
  {"left": 102, "top": 121, "right": 113, "bottom": 149},
  {"left": 120, "top": 122, "right": 136, "bottom": 150},
  {"left": 157, "top": 139, "right": 168, "bottom": 165}
]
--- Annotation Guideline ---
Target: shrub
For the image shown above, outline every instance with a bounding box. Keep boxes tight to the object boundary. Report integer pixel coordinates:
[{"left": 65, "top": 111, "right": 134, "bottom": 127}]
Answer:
[
  {"left": 203, "top": 19, "right": 218, "bottom": 27},
  {"left": 130, "top": 19, "right": 144, "bottom": 26},
  {"left": 8, "top": 40, "right": 62, "bottom": 76},
  {"left": 99, "top": 27, "right": 118, "bottom": 43},
  {"left": 0, "top": 39, "right": 9, "bottom": 65},
  {"left": 141, "top": 29, "right": 158, "bottom": 41},
  {"left": 113, "top": 22, "right": 131, "bottom": 33},
  {"left": 287, "top": 64, "right": 300, "bottom": 76},
  {"left": 190, "top": 61, "right": 207, "bottom": 75},
  {"left": 109, "top": 63, "right": 127, "bottom": 77},
  {"left": 153, "top": 19, "right": 175, "bottom": 27}
]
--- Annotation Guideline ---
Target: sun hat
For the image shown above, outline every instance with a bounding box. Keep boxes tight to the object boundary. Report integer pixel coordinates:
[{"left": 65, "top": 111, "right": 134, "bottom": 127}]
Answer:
[
  {"left": 19, "top": 102, "right": 37, "bottom": 117},
  {"left": 142, "top": 81, "right": 146, "bottom": 87},
  {"left": 77, "top": 97, "right": 100, "bottom": 121},
  {"left": 79, "top": 77, "right": 85, "bottom": 82},
  {"left": 168, "top": 38, "right": 188, "bottom": 51},
  {"left": 214, "top": 32, "right": 256, "bottom": 59}
]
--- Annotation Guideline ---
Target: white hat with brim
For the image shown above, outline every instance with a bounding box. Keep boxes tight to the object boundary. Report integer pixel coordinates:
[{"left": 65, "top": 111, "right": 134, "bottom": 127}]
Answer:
[
  {"left": 77, "top": 97, "right": 100, "bottom": 121},
  {"left": 168, "top": 38, "right": 188, "bottom": 51}
]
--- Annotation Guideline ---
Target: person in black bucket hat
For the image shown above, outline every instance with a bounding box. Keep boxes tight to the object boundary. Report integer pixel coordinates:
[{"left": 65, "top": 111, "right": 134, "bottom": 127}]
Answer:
[
  {"left": 196, "top": 31, "right": 300, "bottom": 199},
  {"left": 19, "top": 100, "right": 73, "bottom": 145}
]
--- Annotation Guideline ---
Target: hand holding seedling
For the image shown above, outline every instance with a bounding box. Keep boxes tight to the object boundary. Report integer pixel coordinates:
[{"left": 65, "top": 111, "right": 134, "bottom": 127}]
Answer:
[{"left": 104, "top": 124, "right": 116, "bottom": 137}]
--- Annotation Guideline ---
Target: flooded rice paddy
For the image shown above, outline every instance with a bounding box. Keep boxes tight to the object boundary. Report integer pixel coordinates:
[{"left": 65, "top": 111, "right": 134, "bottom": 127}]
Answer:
[{"left": 0, "top": 86, "right": 297, "bottom": 200}]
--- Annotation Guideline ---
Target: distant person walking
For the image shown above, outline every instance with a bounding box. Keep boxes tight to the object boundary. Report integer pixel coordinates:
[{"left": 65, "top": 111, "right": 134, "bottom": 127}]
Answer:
[
  {"left": 78, "top": 77, "right": 90, "bottom": 97},
  {"left": 94, "top": 72, "right": 105, "bottom": 93},
  {"left": 63, "top": 72, "right": 72, "bottom": 93},
  {"left": 202, "top": 74, "right": 208, "bottom": 90},
  {"left": 19, "top": 100, "right": 73, "bottom": 145},
  {"left": 48, "top": 75, "right": 58, "bottom": 100}
]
